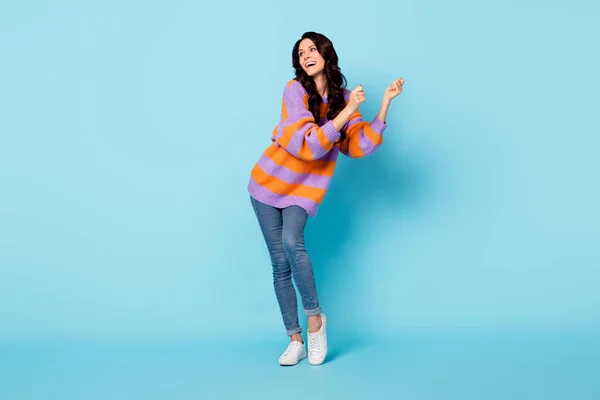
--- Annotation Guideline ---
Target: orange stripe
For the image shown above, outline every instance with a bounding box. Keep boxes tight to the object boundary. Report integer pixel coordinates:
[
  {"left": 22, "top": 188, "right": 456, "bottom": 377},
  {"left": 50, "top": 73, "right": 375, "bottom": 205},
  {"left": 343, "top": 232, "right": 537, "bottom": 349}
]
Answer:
[
  {"left": 339, "top": 111, "right": 362, "bottom": 155},
  {"left": 349, "top": 111, "right": 361, "bottom": 120},
  {"left": 364, "top": 125, "right": 383, "bottom": 146},
  {"left": 277, "top": 118, "right": 315, "bottom": 159},
  {"left": 314, "top": 125, "right": 334, "bottom": 150},
  {"left": 279, "top": 118, "right": 333, "bottom": 156},
  {"left": 251, "top": 164, "right": 326, "bottom": 202},
  {"left": 319, "top": 103, "right": 329, "bottom": 117},
  {"left": 281, "top": 98, "right": 288, "bottom": 121},
  {"left": 264, "top": 145, "right": 336, "bottom": 176},
  {"left": 342, "top": 123, "right": 367, "bottom": 158},
  {"left": 347, "top": 134, "right": 365, "bottom": 158},
  {"left": 282, "top": 85, "right": 333, "bottom": 153}
]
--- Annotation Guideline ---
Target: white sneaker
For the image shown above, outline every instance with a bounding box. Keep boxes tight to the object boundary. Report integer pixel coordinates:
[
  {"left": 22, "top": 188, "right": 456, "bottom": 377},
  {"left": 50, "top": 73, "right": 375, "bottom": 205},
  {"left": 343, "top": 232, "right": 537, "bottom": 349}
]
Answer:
[
  {"left": 308, "top": 313, "right": 328, "bottom": 365},
  {"left": 279, "top": 340, "right": 307, "bottom": 366}
]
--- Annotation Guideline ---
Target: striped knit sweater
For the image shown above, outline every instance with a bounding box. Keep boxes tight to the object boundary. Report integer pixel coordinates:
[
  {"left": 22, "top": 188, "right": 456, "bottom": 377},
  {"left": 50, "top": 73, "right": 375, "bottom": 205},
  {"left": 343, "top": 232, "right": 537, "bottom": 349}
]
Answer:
[{"left": 248, "top": 79, "right": 387, "bottom": 217}]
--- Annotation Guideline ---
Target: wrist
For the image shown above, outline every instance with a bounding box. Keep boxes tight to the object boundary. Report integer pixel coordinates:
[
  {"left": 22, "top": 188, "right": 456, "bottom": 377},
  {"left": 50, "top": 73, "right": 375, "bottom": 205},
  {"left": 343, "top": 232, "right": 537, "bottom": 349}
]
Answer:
[{"left": 343, "top": 105, "right": 356, "bottom": 117}]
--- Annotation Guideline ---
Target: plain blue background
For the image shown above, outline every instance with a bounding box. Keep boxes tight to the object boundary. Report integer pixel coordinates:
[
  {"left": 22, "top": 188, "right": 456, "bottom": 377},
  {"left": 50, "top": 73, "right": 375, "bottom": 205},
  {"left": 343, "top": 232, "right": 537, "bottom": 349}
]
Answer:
[
  {"left": 1, "top": 0, "right": 599, "bottom": 398},
  {"left": 1, "top": 0, "right": 599, "bottom": 342}
]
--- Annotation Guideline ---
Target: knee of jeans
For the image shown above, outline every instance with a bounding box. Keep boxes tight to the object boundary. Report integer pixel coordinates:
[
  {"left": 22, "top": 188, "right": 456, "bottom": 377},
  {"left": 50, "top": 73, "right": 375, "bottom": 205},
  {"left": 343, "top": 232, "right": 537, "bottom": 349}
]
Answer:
[
  {"left": 270, "top": 250, "right": 288, "bottom": 266},
  {"left": 272, "top": 265, "right": 292, "bottom": 282},
  {"left": 271, "top": 252, "right": 291, "bottom": 282},
  {"left": 282, "top": 234, "right": 307, "bottom": 260}
]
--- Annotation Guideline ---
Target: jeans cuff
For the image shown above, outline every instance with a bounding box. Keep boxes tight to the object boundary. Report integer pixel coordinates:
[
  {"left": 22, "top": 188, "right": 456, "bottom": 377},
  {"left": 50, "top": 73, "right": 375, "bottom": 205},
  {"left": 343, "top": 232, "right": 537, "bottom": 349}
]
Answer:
[
  {"left": 287, "top": 327, "right": 302, "bottom": 336},
  {"left": 304, "top": 306, "right": 322, "bottom": 316}
]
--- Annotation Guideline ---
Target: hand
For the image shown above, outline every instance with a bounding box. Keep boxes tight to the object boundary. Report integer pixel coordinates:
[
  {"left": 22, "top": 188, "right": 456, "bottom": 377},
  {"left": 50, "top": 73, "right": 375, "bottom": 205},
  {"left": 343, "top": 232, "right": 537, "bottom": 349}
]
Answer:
[
  {"left": 346, "top": 84, "right": 366, "bottom": 113},
  {"left": 383, "top": 78, "right": 404, "bottom": 102}
]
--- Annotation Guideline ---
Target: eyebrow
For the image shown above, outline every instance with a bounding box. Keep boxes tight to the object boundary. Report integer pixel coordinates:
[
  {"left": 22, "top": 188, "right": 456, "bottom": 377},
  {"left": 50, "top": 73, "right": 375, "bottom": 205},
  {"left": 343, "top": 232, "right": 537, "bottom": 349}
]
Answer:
[{"left": 298, "top": 46, "right": 316, "bottom": 53}]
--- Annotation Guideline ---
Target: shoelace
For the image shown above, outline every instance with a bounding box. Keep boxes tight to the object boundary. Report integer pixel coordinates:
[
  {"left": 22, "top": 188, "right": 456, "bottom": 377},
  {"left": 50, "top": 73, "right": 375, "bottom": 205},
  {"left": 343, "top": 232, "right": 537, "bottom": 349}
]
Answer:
[
  {"left": 308, "top": 335, "right": 321, "bottom": 355},
  {"left": 283, "top": 342, "right": 302, "bottom": 356}
]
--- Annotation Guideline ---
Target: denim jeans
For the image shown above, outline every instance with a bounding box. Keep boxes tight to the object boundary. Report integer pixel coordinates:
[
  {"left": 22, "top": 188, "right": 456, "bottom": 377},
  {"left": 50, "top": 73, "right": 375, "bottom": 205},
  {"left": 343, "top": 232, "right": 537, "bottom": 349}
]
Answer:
[{"left": 250, "top": 196, "right": 322, "bottom": 336}]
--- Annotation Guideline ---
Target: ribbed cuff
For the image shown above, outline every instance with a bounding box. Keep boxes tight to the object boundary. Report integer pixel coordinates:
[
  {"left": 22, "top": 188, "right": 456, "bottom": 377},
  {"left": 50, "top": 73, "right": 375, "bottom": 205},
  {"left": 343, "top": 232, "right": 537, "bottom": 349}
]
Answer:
[
  {"left": 371, "top": 116, "right": 387, "bottom": 134},
  {"left": 321, "top": 121, "right": 342, "bottom": 143}
]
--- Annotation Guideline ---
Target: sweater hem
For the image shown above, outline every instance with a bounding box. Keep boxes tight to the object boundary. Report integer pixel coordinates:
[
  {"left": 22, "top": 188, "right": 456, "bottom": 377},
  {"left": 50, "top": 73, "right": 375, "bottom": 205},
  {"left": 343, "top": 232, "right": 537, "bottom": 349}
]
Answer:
[{"left": 248, "top": 178, "right": 320, "bottom": 217}]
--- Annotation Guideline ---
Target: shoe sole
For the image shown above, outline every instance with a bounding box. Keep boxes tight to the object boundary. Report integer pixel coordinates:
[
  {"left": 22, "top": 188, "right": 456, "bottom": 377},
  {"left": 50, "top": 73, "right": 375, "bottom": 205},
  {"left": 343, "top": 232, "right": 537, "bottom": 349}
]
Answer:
[{"left": 279, "top": 354, "right": 306, "bottom": 366}]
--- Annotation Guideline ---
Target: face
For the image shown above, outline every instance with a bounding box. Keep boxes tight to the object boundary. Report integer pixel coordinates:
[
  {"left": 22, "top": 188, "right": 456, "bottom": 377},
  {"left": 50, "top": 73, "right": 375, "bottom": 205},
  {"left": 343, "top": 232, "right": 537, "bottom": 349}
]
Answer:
[{"left": 298, "top": 38, "right": 325, "bottom": 77}]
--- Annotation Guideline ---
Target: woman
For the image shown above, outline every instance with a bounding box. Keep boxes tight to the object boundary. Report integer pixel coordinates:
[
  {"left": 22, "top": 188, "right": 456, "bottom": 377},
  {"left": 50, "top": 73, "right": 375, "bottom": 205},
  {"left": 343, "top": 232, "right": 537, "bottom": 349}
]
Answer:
[{"left": 248, "top": 31, "right": 404, "bottom": 366}]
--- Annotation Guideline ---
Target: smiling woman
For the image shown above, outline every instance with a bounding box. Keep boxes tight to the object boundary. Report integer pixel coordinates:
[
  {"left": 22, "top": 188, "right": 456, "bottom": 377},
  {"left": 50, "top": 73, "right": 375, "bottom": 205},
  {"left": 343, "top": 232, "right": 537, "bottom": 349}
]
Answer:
[
  {"left": 247, "top": 31, "right": 404, "bottom": 367},
  {"left": 297, "top": 42, "right": 323, "bottom": 76}
]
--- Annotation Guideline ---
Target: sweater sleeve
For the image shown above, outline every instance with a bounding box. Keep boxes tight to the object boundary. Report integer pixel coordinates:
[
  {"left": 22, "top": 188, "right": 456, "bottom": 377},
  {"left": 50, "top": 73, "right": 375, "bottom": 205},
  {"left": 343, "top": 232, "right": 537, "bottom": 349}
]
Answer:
[
  {"left": 338, "top": 110, "right": 387, "bottom": 158},
  {"left": 272, "top": 80, "right": 341, "bottom": 161}
]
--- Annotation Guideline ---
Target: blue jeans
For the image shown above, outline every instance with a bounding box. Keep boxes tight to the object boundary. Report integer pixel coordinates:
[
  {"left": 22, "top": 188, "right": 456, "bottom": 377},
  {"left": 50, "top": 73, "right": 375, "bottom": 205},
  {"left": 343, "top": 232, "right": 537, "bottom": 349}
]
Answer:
[{"left": 250, "top": 196, "right": 322, "bottom": 336}]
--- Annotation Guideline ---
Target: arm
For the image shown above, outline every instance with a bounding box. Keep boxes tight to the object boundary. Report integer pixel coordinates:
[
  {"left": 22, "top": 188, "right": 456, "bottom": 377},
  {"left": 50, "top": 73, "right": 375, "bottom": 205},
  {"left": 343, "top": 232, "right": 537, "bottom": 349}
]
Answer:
[
  {"left": 339, "top": 78, "right": 404, "bottom": 158},
  {"left": 273, "top": 81, "right": 355, "bottom": 161},
  {"left": 338, "top": 108, "right": 387, "bottom": 158},
  {"left": 377, "top": 98, "right": 392, "bottom": 125}
]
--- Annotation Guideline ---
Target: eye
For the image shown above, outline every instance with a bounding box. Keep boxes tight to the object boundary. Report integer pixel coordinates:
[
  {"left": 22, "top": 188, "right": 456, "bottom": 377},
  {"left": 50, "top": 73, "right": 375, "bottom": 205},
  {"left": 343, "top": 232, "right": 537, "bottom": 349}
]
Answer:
[{"left": 310, "top": 47, "right": 316, "bottom": 52}]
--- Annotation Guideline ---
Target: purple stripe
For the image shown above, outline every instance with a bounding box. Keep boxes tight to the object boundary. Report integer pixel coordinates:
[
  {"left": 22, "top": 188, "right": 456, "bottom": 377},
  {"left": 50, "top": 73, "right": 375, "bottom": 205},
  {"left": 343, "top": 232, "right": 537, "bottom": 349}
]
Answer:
[
  {"left": 272, "top": 81, "right": 343, "bottom": 159},
  {"left": 275, "top": 117, "right": 283, "bottom": 139},
  {"left": 342, "top": 116, "right": 385, "bottom": 156},
  {"left": 346, "top": 115, "right": 386, "bottom": 135},
  {"left": 280, "top": 82, "right": 336, "bottom": 158},
  {"left": 282, "top": 83, "right": 315, "bottom": 156},
  {"left": 370, "top": 116, "right": 387, "bottom": 134},
  {"left": 257, "top": 155, "right": 331, "bottom": 189},
  {"left": 319, "top": 147, "right": 340, "bottom": 161},
  {"left": 345, "top": 119, "right": 377, "bottom": 155},
  {"left": 320, "top": 120, "right": 342, "bottom": 143},
  {"left": 346, "top": 115, "right": 363, "bottom": 130},
  {"left": 248, "top": 178, "right": 320, "bottom": 217},
  {"left": 358, "top": 127, "right": 378, "bottom": 154},
  {"left": 357, "top": 117, "right": 385, "bottom": 154},
  {"left": 285, "top": 121, "right": 324, "bottom": 157}
]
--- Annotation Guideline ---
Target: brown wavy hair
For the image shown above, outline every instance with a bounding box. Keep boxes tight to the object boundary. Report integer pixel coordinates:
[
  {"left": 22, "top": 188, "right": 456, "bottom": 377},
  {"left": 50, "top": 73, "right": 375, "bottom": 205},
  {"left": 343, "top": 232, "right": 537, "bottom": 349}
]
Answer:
[{"left": 292, "top": 32, "right": 348, "bottom": 142}]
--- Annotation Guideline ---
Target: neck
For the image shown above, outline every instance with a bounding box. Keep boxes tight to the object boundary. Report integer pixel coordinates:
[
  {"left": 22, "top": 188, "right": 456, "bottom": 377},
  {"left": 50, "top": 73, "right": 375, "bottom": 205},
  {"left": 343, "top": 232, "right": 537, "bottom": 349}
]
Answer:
[{"left": 313, "top": 74, "right": 327, "bottom": 97}]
